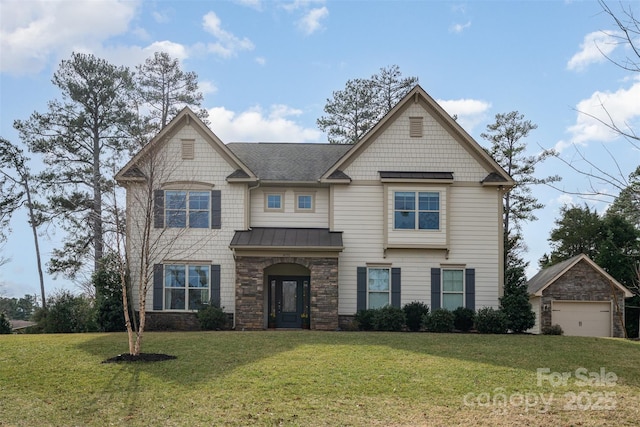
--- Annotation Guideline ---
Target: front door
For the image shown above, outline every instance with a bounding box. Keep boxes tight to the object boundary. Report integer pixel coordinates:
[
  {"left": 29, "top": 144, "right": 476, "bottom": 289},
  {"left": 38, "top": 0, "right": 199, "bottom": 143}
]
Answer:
[{"left": 269, "top": 276, "right": 310, "bottom": 328}]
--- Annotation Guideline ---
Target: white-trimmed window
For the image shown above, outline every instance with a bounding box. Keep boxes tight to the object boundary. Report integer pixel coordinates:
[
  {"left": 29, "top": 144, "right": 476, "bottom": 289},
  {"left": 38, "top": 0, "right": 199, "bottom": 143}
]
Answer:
[
  {"left": 368, "top": 267, "right": 390, "bottom": 309},
  {"left": 394, "top": 191, "right": 440, "bottom": 230},
  {"left": 164, "top": 264, "right": 210, "bottom": 310},
  {"left": 295, "top": 193, "right": 314, "bottom": 212},
  {"left": 442, "top": 269, "right": 464, "bottom": 310},
  {"left": 165, "top": 191, "right": 210, "bottom": 228},
  {"left": 265, "top": 193, "right": 284, "bottom": 211}
]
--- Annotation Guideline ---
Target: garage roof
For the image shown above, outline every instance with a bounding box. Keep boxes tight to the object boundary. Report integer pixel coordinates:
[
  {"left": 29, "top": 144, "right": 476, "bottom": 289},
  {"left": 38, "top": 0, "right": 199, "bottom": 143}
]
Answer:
[{"left": 527, "top": 254, "right": 633, "bottom": 297}]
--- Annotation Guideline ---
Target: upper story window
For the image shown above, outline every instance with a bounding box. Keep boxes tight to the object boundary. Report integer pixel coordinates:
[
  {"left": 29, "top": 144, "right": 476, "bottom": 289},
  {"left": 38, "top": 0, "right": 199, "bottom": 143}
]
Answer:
[
  {"left": 295, "top": 193, "right": 315, "bottom": 212},
  {"left": 394, "top": 191, "right": 440, "bottom": 230},
  {"left": 265, "top": 193, "right": 284, "bottom": 212},
  {"left": 166, "top": 191, "right": 210, "bottom": 228},
  {"left": 164, "top": 264, "right": 210, "bottom": 310}
]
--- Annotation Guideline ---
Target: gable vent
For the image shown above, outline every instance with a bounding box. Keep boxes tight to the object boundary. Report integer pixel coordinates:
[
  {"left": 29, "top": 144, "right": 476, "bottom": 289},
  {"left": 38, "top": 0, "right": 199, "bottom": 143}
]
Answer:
[
  {"left": 182, "top": 139, "right": 195, "bottom": 160},
  {"left": 409, "top": 116, "right": 423, "bottom": 138}
]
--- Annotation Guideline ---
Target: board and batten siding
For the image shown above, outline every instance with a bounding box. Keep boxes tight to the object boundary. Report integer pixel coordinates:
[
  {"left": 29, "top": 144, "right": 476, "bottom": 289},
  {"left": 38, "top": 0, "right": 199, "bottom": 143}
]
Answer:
[
  {"left": 250, "top": 187, "right": 329, "bottom": 228},
  {"left": 126, "top": 124, "right": 243, "bottom": 315}
]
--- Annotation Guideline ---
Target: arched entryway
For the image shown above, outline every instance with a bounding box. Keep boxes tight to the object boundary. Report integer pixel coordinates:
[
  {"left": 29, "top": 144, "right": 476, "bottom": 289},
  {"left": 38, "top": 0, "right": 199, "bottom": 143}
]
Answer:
[{"left": 265, "top": 263, "right": 310, "bottom": 329}]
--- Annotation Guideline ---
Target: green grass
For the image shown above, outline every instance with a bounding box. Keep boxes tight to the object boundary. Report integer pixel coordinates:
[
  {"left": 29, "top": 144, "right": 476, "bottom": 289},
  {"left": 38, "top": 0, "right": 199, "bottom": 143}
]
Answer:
[{"left": 1, "top": 332, "right": 639, "bottom": 426}]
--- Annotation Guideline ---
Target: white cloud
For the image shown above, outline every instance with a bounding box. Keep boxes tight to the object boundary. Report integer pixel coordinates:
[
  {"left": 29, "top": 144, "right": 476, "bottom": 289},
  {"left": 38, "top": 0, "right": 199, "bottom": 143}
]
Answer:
[
  {"left": 152, "top": 8, "right": 173, "bottom": 24},
  {"left": 558, "top": 79, "right": 640, "bottom": 152},
  {"left": 0, "top": 0, "right": 139, "bottom": 74},
  {"left": 450, "top": 21, "right": 471, "bottom": 34},
  {"left": 436, "top": 98, "right": 492, "bottom": 132},
  {"left": 202, "top": 11, "right": 254, "bottom": 58},
  {"left": 567, "top": 30, "right": 620, "bottom": 72},
  {"left": 199, "top": 81, "right": 218, "bottom": 95},
  {"left": 93, "top": 40, "right": 189, "bottom": 68},
  {"left": 208, "top": 105, "right": 323, "bottom": 142},
  {"left": 297, "top": 7, "right": 329, "bottom": 35},
  {"left": 255, "top": 56, "right": 267, "bottom": 66}
]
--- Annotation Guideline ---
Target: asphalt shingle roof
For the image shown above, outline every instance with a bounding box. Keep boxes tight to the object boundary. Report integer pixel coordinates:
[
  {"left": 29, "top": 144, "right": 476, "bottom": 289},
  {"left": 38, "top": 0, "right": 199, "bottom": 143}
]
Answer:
[
  {"left": 226, "top": 143, "right": 352, "bottom": 182},
  {"left": 526, "top": 254, "right": 584, "bottom": 295}
]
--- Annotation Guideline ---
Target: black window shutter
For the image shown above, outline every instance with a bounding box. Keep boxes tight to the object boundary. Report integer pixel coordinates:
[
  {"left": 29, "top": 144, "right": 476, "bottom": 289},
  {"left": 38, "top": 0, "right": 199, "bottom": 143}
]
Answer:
[
  {"left": 465, "top": 268, "right": 475, "bottom": 310},
  {"left": 211, "top": 264, "right": 221, "bottom": 307},
  {"left": 431, "top": 268, "right": 441, "bottom": 310},
  {"left": 357, "top": 267, "right": 367, "bottom": 311},
  {"left": 153, "top": 190, "right": 164, "bottom": 228},
  {"left": 391, "top": 268, "right": 401, "bottom": 308},
  {"left": 153, "top": 264, "right": 163, "bottom": 310},
  {"left": 211, "top": 190, "right": 221, "bottom": 229}
]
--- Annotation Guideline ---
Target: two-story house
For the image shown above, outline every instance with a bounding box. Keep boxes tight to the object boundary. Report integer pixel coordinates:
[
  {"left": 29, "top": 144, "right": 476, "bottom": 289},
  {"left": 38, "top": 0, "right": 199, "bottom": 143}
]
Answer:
[{"left": 116, "top": 85, "right": 513, "bottom": 330}]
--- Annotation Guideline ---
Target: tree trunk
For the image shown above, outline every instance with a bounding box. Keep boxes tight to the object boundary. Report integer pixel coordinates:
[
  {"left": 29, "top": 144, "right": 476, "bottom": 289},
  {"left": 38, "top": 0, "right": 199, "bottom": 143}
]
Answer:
[{"left": 24, "top": 176, "right": 46, "bottom": 309}]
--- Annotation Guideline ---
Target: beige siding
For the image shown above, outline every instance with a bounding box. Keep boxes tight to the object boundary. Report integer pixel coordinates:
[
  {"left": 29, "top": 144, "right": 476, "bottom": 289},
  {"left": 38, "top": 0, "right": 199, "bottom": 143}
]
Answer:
[
  {"left": 126, "top": 123, "right": 243, "bottom": 315},
  {"left": 250, "top": 187, "right": 329, "bottom": 228},
  {"left": 344, "top": 103, "right": 489, "bottom": 182},
  {"left": 529, "top": 297, "right": 541, "bottom": 334},
  {"left": 335, "top": 183, "right": 501, "bottom": 315}
]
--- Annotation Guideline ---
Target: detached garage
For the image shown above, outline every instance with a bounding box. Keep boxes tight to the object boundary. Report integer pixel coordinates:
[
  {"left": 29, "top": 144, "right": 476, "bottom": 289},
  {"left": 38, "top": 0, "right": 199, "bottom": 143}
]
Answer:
[{"left": 527, "top": 254, "right": 633, "bottom": 338}]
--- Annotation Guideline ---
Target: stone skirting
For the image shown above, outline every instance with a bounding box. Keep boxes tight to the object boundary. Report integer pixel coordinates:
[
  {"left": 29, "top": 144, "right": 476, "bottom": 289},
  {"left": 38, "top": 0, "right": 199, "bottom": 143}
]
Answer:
[{"left": 235, "top": 256, "right": 339, "bottom": 330}]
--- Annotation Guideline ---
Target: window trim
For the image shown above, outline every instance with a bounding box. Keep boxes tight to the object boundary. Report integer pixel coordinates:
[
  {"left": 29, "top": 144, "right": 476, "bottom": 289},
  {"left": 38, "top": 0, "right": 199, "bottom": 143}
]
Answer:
[
  {"left": 164, "top": 190, "right": 211, "bottom": 228},
  {"left": 294, "top": 192, "right": 315, "bottom": 213},
  {"left": 367, "top": 267, "right": 391, "bottom": 309},
  {"left": 393, "top": 190, "right": 440, "bottom": 231},
  {"left": 441, "top": 268, "right": 465, "bottom": 310},
  {"left": 264, "top": 192, "right": 285, "bottom": 212},
  {"left": 163, "top": 264, "right": 211, "bottom": 311}
]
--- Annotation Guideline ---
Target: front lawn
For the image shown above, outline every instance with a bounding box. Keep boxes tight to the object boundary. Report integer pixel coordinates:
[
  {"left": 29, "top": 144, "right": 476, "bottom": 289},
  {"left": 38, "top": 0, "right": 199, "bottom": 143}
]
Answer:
[{"left": 0, "top": 332, "right": 638, "bottom": 426}]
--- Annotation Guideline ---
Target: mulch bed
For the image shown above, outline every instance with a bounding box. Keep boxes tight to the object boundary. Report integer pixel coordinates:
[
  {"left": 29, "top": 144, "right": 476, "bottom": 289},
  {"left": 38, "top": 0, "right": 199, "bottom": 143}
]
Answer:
[{"left": 102, "top": 353, "right": 177, "bottom": 363}]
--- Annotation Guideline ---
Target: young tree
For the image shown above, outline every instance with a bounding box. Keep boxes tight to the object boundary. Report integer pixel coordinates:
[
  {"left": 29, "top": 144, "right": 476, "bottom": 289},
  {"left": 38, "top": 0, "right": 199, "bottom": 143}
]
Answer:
[
  {"left": 0, "top": 137, "right": 47, "bottom": 308},
  {"left": 135, "top": 52, "right": 209, "bottom": 137},
  {"left": 317, "top": 65, "right": 418, "bottom": 144},
  {"left": 545, "top": 204, "right": 603, "bottom": 265},
  {"left": 14, "top": 53, "right": 136, "bottom": 281}
]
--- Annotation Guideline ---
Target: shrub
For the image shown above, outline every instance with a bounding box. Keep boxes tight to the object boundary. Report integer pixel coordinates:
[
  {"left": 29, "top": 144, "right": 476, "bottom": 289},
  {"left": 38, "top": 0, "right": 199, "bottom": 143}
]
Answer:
[
  {"left": 93, "top": 254, "right": 126, "bottom": 332},
  {"left": 34, "top": 290, "right": 98, "bottom": 333},
  {"left": 499, "top": 282, "right": 535, "bottom": 333},
  {"left": 453, "top": 307, "right": 475, "bottom": 332},
  {"left": 474, "top": 307, "right": 508, "bottom": 334},
  {"left": 403, "top": 301, "right": 429, "bottom": 332},
  {"left": 354, "top": 309, "right": 376, "bottom": 331},
  {"left": 0, "top": 312, "right": 11, "bottom": 334},
  {"left": 372, "top": 306, "right": 406, "bottom": 331},
  {"left": 198, "top": 304, "right": 228, "bottom": 330},
  {"left": 423, "top": 308, "right": 454, "bottom": 333},
  {"left": 542, "top": 324, "right": 564, "bottom": 335}
]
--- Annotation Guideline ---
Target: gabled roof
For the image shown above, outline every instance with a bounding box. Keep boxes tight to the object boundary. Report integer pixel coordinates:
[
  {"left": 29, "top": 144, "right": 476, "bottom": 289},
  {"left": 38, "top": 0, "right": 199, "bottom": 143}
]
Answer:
[
  {"left": 527, "top": 254, "right": 633, "bottom": 297},
  {"left": 115, "top": 107, "right": 256, "bottom": 183},
  {"left": 320, "top": 85, "right": 514, "bottom": 187},
  {"left": 227, "top": 143, "right": 352, "bottom": 183}
]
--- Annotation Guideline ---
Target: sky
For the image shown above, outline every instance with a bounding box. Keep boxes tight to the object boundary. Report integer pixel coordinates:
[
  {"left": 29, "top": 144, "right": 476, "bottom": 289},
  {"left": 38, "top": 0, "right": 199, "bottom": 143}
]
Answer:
[{"left": 0, "top": 0, "right": 639, "bottom": 300}]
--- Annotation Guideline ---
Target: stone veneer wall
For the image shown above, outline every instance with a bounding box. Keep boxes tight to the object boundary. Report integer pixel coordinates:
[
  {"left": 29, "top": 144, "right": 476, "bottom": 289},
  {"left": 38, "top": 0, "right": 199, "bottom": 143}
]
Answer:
[
  {"left": 235, "top": 256, "right": 339, "bottom": 330},
  {"left": 540, "top": 260, "right": 627, "bottom": 337}
]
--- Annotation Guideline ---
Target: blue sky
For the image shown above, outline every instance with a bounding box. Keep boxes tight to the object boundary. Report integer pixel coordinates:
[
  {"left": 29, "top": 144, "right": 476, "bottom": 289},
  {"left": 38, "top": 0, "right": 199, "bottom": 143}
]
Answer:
[{"left": 0, "top": 0, "right": 639, "bottom": 300}]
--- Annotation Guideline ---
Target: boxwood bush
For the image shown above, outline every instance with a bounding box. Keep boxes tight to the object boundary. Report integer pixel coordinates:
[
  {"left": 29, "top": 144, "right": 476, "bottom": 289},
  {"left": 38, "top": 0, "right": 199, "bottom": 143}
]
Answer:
[
  {"left": 474, "top": 307, "right": 508, "bottom": 334},
  {"left": 197, "top": 304, "right": 228, "bottom": 330},
  {"left": 453, "top": 307, "right": 475, "bottom": 332},
  {"left": 422, "top": 308, "right": 454, "bottom": 333},
  {"left": 402, "top": 301, "right": 429, "bottom": 332}
]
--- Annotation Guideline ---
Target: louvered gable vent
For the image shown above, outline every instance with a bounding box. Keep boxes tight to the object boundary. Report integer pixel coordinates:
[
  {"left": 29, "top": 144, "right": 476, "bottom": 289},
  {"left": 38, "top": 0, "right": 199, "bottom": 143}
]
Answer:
[
  {"left": 409, "top": 116, "right": 423, "bottom": 138},
  {"left": 182, "top": 139, "right": 195, "bottom": 160}
]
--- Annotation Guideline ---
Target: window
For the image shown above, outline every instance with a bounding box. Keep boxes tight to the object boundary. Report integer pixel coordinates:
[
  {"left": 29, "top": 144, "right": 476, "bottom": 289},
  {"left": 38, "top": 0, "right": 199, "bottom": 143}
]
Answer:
[
  {"left": 295, "top": 194, "right": 314, "bottom": 212},
  {"left": 164, "top": 264, "right": 210, "bottom": 310},
  {"left": 368, "top": 267, "right": 390, "bottom": 309},
  {"left": 442, "top": 269, "right": 464, "bottom": 310},
  {"left": 394, "top": 191, "right": 439, "bottom": 230},
  {"left": 165, "top": 191, "right": 210, "bottom": 228},
  {"left": 265, "top": 193, "right": 283, "bottom": 211}
]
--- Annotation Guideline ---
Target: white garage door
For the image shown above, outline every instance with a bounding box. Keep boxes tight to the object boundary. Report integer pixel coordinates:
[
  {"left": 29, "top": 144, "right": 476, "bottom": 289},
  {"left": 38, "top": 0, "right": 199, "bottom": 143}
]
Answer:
[{"left": 552, "top": 301, "right": 611, "bottom": 337}]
